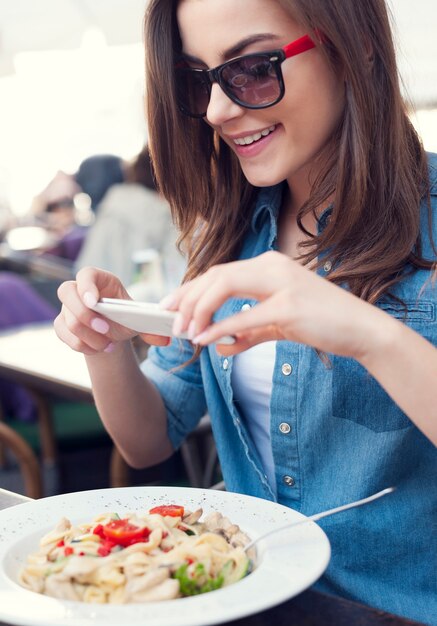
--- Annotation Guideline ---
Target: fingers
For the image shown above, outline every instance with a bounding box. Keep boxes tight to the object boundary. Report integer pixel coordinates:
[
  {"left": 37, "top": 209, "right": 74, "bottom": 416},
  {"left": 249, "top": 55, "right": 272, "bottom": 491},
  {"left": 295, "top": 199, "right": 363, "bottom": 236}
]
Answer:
[
  {"left": 57, "top": 280, "right": 108, "bottom": 345},
  {"left": 192, "top": 296, "right": 288, "bottom": 347},
  {"left": 214, "top": 327, "right": 281, "bottom": 356},
  {"left": 171, "top": 274, "right": 232, "bottom": 339},
  {"left": 138, "top": 333, "right": 171, "bottom": 346},
  {"left": 54, "top": 297, "right": 116, "bottom": 351},
  {"left": 58, "top": 267, "right": 130, "bottom": 312},
  {"left": 74, "top": 266, "right": 130, "bottom": 303},
  {"left": 54, "top": 309, "right": 113, "bottom": 355},
  {"left": 55, "top": 270, "right": 136, "bottom": 355},
  {"left": 58, "top": 268, "right": 100, "bottom": 311},
  {"left": 57, "top": 280, "right": 93, "bottom": 322},
  {"left": 75, "top": 271, "right": 100, "bottom": 309},
  {"left": 163, "top": 252, "right": 293, "bottom": 339}
]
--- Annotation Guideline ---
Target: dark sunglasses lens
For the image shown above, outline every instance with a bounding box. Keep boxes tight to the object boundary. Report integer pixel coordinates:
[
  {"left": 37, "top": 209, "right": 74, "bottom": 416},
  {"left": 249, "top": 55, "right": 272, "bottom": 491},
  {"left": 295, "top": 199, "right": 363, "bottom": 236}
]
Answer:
[
  {"left": 221, "top": 55, "right": 281, "bottom": 107},
  {"left": 175, "top": 68, "right": 210, "bottom": 117}
]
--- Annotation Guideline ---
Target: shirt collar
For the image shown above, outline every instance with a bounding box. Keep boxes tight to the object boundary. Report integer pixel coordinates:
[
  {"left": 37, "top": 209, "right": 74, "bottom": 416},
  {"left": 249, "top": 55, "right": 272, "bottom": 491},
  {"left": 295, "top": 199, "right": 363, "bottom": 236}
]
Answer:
[
  {"left": 251, "top": 183, "right": 333, "bottom": 234},
  {"left": 251, "top": 183, "right": 285, "bottom": 234},
  {"left": 251, "top": 181, "right": 333, "bottom": 244},
  {"left": 317, "top": 205, "right": 333, "bottom": 233}
]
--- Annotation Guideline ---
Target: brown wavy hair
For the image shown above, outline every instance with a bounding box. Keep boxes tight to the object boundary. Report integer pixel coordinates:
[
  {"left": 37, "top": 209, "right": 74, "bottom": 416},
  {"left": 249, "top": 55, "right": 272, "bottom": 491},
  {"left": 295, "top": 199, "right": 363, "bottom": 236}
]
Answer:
[{"left": 144, "top": 0, "right": 434, "bottom": 304}]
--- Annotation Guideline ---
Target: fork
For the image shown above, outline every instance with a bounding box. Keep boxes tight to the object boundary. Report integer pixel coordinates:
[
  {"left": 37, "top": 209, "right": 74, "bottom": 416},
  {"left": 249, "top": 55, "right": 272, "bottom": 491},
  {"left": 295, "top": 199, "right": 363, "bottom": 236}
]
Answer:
[{"left": 244, "top": 487, "right": 395, "bottom": 552}]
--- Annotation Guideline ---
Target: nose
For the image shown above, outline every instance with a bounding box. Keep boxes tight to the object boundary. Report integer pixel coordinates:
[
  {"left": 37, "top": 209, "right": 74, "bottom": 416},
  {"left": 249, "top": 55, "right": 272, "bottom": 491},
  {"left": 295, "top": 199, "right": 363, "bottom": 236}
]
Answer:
[{"left": 205, "top": 83, "right": 244, "bottom": 126}]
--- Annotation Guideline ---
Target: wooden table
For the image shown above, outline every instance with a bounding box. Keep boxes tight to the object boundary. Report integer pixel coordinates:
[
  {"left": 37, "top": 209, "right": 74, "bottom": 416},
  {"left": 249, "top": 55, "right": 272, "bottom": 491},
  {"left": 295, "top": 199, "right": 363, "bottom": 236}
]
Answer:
[{"left": 0, "top": 487, "right": 425, "bottom": 626}]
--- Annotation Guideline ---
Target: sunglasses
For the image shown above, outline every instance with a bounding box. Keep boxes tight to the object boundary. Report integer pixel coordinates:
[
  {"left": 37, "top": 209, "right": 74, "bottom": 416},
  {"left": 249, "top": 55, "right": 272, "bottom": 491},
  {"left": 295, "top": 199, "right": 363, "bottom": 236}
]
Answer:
[{"left": 175, "top": 34, "right": 317, "bottom": 118}]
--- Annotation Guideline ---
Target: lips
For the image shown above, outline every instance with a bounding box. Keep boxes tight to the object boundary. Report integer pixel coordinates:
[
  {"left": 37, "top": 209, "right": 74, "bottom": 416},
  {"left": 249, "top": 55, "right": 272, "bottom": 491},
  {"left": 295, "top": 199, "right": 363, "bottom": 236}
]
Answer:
[{"left": 228, "top": 124, "right": 279, "bottom": 159}]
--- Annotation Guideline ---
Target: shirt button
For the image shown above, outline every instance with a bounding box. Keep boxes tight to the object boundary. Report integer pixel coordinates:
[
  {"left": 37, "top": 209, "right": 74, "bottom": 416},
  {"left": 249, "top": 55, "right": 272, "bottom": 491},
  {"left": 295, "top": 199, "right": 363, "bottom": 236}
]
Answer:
[
  {"left": 323, "top": 260, "right": 332, "bottom": 273},
  {"left": 281, "top": 363, "right": 292, "bottom": 376},
  {"left": 241, "top": 303, "right": 251, "bottom": 311},
  {"left": 222, "top": 358, "right": 229, "bottom": 371},
  {"left": 279, "top": 422, "right": 291, "bottom": 434},
  {"left": 283, "top": 475, "right": 295, "bottom": 487}
]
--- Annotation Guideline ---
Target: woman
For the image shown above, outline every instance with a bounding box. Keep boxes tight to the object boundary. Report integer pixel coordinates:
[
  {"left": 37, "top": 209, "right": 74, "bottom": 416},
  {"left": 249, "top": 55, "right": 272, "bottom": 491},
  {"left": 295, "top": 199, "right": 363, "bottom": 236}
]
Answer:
[{"left": 55, "top": 0, "right": 437, "bottom": 621}]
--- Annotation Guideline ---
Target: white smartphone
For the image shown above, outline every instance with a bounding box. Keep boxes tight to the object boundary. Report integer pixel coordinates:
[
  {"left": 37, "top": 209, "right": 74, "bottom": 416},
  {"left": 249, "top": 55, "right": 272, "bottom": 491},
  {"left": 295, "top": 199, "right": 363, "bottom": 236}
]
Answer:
[{"left": 91, "top": 298, "right": 235, "bottom": 345}]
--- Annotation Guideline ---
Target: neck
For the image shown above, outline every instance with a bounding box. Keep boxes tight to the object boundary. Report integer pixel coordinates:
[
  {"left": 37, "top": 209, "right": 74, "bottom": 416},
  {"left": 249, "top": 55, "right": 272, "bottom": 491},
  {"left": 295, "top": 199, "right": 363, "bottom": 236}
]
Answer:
[
  {"left": 279, "top": 162, "right": 333, "bottom": 259},
  {"left": 277, "top": 186, "right": 316, "bottom": 259},
  {"left": 286, "top": 163, "right": 314, "bottom": 216}
]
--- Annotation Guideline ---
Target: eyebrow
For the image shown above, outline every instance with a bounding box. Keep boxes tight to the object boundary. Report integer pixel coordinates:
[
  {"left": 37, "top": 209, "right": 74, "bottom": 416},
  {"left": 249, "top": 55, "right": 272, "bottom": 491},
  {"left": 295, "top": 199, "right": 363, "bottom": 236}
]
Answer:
[{"left": 181, "top": 33, "right": 281, "bottom": 65}]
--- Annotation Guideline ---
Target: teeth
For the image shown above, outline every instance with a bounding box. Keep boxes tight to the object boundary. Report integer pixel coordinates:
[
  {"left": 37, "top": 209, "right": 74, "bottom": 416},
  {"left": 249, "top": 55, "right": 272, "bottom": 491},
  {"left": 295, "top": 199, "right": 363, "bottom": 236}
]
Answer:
[{"left": 234, "top": 125, "right": 276, "bottom": 146}]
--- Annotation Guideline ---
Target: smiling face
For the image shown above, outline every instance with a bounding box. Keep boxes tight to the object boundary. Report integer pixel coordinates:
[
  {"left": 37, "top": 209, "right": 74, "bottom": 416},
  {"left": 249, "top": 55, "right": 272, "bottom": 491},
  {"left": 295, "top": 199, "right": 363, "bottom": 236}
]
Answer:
[{"left": 177, "top": 0, "right": 345, "bottom": 198}]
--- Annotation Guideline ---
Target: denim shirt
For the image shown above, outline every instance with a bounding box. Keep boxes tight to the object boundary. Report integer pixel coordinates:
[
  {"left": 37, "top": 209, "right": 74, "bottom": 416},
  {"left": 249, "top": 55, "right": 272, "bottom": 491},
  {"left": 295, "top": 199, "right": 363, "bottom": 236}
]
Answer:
[{"left": 142, "top": 153, "right": 437, "bottom": 624}]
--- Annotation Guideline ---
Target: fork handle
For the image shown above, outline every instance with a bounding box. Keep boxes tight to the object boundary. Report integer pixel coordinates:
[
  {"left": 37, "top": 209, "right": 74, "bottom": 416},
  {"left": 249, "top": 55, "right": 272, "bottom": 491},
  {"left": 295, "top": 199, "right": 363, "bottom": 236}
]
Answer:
[{"left": 244, "top": 487, "right": 395, "bottom": 552}]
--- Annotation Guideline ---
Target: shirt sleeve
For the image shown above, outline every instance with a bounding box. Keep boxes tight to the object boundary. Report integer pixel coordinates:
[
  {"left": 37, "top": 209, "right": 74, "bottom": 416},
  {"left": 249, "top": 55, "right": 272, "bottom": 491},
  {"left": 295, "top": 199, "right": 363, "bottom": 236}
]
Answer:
[{"left": 140, "top": 339, "right": 207, "bottom": 450}]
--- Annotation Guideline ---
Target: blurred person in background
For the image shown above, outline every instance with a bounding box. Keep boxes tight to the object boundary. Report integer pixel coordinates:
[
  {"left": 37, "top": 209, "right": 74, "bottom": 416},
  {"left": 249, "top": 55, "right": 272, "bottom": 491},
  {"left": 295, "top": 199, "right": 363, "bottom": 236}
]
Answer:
[
  {"left": 75, "top": 146, "right": 184, "bottom": 297},
  {"left": 0, "top": 272, "right": 57, "bottom": 422},
  {"left": 30, "top": 170, "right": 81, "bottom": 235},
  {"left": 74, "top": 154, "right": 124, "bottom": 214},
  {"left": 0, "top": 147, "right": 182, "bottom": 421},
  {"left": 29, "top": 170, "right": 85, "bottom": 261},
  {"left": 29, "top": 154, "right": 124, "bottom": 262},
  {"left": 0, "top": 155, "right": 124, "bottom": 420}
]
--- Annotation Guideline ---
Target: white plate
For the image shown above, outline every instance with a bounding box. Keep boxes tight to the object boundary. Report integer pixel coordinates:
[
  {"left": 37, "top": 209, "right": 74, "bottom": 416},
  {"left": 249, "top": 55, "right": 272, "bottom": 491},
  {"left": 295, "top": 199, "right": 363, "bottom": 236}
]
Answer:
[{"left": 0, "top": 486, "right": 330, "bottom": 626}]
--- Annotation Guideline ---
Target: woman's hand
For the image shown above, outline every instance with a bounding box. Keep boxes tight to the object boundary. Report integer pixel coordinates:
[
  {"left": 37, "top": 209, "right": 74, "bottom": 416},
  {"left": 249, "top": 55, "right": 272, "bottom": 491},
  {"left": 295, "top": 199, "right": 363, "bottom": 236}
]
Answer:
[
  {"left": 162, "top": 251, "right": 393, "bottom": 362},
  {"left": 54, "top": 266, "right": 170, "bottom": 355}
]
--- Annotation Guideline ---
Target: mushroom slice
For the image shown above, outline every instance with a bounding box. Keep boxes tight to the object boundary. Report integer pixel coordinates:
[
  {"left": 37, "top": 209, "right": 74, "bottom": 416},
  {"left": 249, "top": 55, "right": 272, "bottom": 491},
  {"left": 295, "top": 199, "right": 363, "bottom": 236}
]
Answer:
[{"left": 182, "top": 508, "right": 203, "bottom": 525}]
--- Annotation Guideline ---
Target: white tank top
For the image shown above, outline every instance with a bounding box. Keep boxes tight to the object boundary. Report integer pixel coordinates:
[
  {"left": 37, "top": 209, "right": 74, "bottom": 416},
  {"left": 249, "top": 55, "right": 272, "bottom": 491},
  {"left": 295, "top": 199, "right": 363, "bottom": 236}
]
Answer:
[{"left": 231, "top": 341, "right": 277, "bottom": 492}]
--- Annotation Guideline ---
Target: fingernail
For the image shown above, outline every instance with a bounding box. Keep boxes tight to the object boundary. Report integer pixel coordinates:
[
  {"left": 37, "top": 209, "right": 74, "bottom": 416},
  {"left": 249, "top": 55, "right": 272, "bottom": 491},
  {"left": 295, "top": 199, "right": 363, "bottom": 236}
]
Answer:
[
  {"left": 187, "top": 320, "right": 196, "bottom": 340},
  {"left": 172, "top": 312, "right": 184, "bottom": 336},
  {"left": 104, "top": 342, "right": 115, "bottom": 353},
  {"left": 159, "top": 293, "right": 175, "bottom": 309},
  {"left": 192, "top": 330, "right": 208, "bottom": 345},
  {"left": 83, "top": 291, "right": 98, "bottom": 308},
  {"left": 91, "top": 317, "right": 110, "bottom": 334}
]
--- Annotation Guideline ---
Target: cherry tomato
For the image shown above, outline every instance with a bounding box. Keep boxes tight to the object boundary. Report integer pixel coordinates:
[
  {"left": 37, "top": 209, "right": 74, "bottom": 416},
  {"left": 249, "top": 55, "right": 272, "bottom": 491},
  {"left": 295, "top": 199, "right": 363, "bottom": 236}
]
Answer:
[
  {"left": 93, "top": 524, "right": 105, "bottom": 539},
  {"left": 97, "top": 539, "right": 116, "bottom": 557},
  {"left": 102, "top": 519, "right": 150, "bottom": 546},
  {"left": 149, "top": 505, "right": 185, "bottom": 517}
]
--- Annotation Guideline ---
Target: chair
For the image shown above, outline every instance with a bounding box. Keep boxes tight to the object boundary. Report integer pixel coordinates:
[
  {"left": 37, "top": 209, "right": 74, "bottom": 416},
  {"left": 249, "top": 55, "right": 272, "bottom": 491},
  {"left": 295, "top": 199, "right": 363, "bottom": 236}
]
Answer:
[
  {"left": 110, "top": 414, "right": 222, "bottom": 489},
  {"left": 0, "top": 392, "right": 112, "bottom": 498},
  {"left": 3, "top": 383, "right": 221, "bottom": 495}
]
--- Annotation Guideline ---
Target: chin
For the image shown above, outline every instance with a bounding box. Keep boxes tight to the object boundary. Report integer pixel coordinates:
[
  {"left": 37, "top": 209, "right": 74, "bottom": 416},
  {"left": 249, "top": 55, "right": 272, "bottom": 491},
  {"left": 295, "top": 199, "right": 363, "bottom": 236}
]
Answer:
[{"left": 242, "top": 170, "right": 285, "bottom": 188}]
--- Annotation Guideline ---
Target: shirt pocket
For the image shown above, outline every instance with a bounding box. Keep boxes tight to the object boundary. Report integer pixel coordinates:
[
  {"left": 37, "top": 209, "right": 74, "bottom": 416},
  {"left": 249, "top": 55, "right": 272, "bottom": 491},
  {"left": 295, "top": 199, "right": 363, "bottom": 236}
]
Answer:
[{"left": 331, "top": 300, "right": 435, "bottom": 432}]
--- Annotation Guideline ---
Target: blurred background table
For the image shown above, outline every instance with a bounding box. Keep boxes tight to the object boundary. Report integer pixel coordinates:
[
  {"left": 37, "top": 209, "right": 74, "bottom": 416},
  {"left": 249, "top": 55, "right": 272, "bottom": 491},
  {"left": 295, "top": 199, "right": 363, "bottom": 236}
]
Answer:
[{"left": 0, "top": 322, "right": 92, "bottom": 402}]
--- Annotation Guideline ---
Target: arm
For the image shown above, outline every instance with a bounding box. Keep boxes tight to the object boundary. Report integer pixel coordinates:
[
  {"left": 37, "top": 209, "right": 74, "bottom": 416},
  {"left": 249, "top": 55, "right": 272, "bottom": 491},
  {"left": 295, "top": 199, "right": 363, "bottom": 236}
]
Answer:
[
  {"left": 162, "top": 251, "right": 437, "bottom": 445},
  {"left": 54, "top": 267, "right": 174, "bottom": 468},
  {"left": 84, "top": 342, "right": 173, "bottom": 468}
]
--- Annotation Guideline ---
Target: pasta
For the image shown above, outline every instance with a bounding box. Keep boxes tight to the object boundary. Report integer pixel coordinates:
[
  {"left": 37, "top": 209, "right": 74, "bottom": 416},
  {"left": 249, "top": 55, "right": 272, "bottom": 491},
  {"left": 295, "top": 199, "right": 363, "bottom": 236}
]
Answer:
[{"left": 19, "top": 504, "right": 254, "bottom": 604}]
